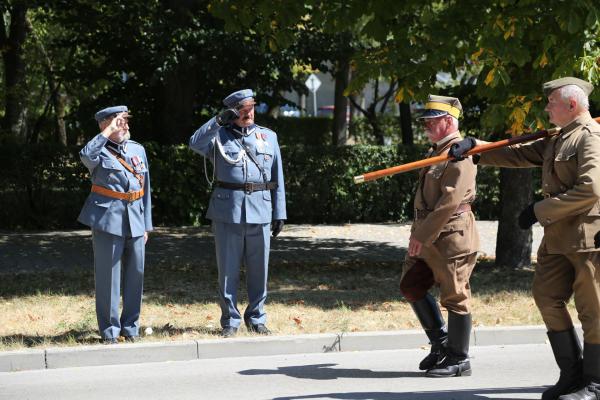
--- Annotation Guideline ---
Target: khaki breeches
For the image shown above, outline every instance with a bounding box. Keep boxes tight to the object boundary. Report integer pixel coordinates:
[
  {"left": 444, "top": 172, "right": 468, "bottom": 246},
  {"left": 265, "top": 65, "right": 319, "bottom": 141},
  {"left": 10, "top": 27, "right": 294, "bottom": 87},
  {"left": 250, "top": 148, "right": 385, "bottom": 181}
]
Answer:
[
  {"left": 400, "top": 247, "right": 478, "bottom": 315},
  {"left": 533, "top": 242, "right": 600, "bottom": 344}
]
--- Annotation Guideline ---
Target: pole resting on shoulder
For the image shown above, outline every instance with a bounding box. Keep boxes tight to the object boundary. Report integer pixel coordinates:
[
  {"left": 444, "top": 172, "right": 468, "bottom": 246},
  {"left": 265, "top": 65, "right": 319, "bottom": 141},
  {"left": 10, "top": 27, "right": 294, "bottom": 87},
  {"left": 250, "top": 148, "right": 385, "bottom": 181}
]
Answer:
[{"left": 352, "top": 125, "right": 572, "bottom": 184}]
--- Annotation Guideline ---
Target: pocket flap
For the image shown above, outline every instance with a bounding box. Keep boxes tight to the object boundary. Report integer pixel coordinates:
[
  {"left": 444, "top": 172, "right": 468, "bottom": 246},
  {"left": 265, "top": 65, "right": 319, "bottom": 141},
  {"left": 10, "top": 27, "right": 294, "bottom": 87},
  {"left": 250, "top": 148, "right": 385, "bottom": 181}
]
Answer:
[
  {"left": 101, "top": 159, "right": 121, "bottom": 170},
  {"left": 555, "top": 151, "right": 576, "bottom": 161}
]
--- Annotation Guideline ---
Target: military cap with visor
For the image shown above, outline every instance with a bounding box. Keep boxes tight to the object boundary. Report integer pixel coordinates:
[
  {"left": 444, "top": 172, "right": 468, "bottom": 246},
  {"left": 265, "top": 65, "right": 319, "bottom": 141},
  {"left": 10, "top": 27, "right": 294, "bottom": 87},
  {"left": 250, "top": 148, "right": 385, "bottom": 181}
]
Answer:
[
  {"left": 94, "top": 105, "right": 130, "bottom": 122},
  {"left": 418, "top": 95, "right": 462, "bottom": 120},
  {"left": 223, "top": 89, "right": 256, "bottom": 108},
  {"left": 542, "top": 77, "right": 594, "bottom": 97}
]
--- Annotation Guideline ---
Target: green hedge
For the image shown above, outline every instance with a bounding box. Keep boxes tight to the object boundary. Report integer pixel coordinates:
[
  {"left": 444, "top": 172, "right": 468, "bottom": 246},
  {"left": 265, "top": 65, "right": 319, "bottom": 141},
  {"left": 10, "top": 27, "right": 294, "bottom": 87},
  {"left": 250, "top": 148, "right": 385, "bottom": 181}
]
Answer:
[
  {"left": 0, "top": 142, "right": 508, "bottom": 230},
  {"left": 253, "top": 115, "right": 332, "bottom": 146}
]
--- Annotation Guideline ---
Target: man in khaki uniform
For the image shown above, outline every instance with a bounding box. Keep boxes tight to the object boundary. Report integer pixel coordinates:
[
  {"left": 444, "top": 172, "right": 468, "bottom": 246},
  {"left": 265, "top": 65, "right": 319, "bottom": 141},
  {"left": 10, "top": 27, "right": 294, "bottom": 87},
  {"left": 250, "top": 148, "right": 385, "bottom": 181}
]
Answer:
[
  {"left": 451, "top": 77, "right": 600, "bottom": 400},
  {"left": 400, "top": 95, "right": 479, "bottom": 378}
]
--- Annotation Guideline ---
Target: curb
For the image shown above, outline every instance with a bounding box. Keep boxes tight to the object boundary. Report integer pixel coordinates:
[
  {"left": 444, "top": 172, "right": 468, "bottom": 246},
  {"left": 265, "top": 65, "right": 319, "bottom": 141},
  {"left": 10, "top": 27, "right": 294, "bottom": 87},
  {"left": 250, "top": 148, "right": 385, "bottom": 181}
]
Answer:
[{"left": 0, "top": 325, "right": 583, "bottom": 373}]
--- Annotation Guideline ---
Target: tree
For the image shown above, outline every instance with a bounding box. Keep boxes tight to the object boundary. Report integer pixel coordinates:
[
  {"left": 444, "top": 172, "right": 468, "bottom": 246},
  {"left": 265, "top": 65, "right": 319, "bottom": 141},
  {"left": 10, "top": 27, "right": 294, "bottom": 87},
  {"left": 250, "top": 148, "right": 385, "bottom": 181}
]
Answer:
[{"left": 0, "top": 1, "right": 29, "bottom": 140}]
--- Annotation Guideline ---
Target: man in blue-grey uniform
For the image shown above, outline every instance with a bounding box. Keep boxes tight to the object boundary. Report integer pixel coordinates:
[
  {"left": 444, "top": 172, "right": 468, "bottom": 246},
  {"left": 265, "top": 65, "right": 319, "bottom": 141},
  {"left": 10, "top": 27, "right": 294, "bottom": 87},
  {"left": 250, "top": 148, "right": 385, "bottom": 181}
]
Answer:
[
  {"left": 78, "top": 105, "right": 152, "bottom": 344},
  {"left": 189, "top": 89, "right": 286, "bottom": 337}
]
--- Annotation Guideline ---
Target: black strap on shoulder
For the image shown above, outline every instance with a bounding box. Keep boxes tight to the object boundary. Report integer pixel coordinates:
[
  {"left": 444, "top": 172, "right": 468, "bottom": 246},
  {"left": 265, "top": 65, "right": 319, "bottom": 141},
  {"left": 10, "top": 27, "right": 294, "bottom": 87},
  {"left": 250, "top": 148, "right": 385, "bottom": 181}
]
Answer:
[{"left": 240, "top": 142, "right": 269, "bottom": 183}]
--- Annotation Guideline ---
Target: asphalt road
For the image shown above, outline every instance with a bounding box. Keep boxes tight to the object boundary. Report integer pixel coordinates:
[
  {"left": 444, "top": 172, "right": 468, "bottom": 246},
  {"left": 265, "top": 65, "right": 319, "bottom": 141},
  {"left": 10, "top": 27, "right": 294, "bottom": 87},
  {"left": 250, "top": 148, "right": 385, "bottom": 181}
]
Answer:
[{"left": 0, "top": 343, "right": 555, "bottom": 400}]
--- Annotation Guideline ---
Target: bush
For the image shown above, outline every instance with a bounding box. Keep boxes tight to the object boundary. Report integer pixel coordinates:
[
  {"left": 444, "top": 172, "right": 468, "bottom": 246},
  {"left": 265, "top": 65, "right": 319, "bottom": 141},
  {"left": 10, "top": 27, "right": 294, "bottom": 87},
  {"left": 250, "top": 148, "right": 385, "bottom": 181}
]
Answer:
[
  {"left": 0, "top": 142, "right": 518, "bottom": 230},
  {"left": 254, "top": 115, "right": 332, "bottom": 146}
]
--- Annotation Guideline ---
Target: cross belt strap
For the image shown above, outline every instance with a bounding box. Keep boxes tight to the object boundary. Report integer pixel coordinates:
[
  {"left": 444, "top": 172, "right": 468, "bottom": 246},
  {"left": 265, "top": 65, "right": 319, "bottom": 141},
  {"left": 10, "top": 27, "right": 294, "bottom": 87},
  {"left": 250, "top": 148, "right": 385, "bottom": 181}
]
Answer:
[
  {"left": 216, "top": 181, "right": 278, "bottom": 193},
  {"left": 91, "top": 184, "right": 144, "bottom": 202},
  {"left": 106, "top": 149, "right": 145, "bottom": 188}
]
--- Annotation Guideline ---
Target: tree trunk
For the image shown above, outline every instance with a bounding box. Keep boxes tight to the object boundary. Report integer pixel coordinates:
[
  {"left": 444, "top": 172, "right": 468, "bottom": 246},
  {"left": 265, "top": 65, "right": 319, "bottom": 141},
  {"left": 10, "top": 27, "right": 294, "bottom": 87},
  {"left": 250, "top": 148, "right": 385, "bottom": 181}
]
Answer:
[
  {"left": 495, "top": 168, "right": 533, "bottom": 268},
  {"left": 399, "top": 102, "right": 413, "bottom": 145},
  {"left": 332, "top": 57, "right": 350, "bottom": 146},
  {"left": 0, "top": 4, "right": 29, "bottom": 139}
]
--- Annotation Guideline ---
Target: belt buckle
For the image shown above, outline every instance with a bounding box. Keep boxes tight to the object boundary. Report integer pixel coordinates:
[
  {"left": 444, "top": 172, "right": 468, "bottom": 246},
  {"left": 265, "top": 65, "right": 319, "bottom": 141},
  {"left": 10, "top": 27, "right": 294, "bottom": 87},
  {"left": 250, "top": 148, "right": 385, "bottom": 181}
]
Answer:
[
  {"left": 126, "top": 191, "right": 136, "bottom": 202},
  {"left": 244, "top": 182, "right": 253, "bottom": 194}
]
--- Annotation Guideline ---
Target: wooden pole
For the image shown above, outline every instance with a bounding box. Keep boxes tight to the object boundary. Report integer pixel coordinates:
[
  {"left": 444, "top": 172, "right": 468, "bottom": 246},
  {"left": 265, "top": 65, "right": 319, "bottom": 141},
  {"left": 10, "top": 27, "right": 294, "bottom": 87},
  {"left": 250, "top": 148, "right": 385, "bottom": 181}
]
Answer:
[{"left": 353, "top": 116, "right": 600, "bottom": 184}]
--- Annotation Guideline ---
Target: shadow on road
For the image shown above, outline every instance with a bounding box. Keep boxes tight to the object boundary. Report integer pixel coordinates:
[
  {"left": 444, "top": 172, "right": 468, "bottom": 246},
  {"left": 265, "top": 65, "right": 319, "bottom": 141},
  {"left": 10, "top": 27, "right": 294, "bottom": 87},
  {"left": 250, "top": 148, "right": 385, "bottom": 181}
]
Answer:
[
  {"left": 271, "top": 386, "right": 546, "bottom": 400},
  {"left": 239, "top": 363, "right": 421, "bottom": 380}
]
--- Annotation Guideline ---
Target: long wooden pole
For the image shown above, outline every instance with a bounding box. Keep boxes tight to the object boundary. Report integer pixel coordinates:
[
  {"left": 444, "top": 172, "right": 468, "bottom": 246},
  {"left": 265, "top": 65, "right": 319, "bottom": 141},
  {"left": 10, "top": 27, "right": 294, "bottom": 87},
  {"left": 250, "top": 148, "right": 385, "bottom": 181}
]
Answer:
[{"left": 353, "top": 116, "right": 600, "bottom": 184}]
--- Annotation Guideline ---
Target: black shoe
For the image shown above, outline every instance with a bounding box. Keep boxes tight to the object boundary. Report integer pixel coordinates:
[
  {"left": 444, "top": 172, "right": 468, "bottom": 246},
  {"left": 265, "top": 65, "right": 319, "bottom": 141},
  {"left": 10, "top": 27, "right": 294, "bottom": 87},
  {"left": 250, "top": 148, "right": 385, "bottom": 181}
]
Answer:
[
  {"left": 103, "top": 337, "right": 118, "bottom": 345},
  {"left": 558, "top": 382, "right": 600, "bottom": 400},
  {"left": 247, "top": 323, "right": 271, "bottom": 335},
  {"left": 123, "top": 336, "right": 139, "bottom": 343},
  {"left": 426, "top": 356, "right": 472, "bottom": 377},
  {"left": 221, "top": 326, "right": 238, "bottom": 338},
  {"left": 420, "top": 342, "right": 446, "bottom": 371}
]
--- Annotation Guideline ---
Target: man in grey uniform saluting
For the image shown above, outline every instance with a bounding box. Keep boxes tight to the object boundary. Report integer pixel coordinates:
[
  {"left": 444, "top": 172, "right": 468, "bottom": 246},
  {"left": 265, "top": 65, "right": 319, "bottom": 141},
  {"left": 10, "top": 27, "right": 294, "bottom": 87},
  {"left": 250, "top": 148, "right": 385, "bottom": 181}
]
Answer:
[
  {"left": 190, "top": 89, "right": 286, "bottom": 337},
  {"left": 78, "top": 105, "right": 152, "bottom": 344}
]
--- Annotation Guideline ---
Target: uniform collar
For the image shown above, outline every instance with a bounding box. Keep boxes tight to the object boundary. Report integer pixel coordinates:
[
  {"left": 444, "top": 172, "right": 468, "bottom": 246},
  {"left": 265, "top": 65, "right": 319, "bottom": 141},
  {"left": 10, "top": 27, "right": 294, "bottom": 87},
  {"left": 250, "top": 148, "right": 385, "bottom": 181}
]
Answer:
[
  {"left": 106, "top": 139, "right": 128, "bottom": 154},
  {"left": 432, "top": 131, "right": 461, "bottom": 151},
  {"left": 559, "top": 111, "right": 593, "bottom": 140},
  {"left": 231, "top": 124, "right": 257, "bottom": 138}
]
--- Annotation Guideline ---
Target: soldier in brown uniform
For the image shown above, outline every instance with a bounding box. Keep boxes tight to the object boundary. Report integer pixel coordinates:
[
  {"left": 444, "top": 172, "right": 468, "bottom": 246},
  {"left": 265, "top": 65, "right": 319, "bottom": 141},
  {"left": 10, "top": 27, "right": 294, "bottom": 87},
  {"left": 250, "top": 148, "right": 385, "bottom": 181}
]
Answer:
[
  {"left": 451, "top": 77, "right": 600, "bottom": 400},
  {"left": 400, "top": 95, "right": 480, "bottom": 378}
]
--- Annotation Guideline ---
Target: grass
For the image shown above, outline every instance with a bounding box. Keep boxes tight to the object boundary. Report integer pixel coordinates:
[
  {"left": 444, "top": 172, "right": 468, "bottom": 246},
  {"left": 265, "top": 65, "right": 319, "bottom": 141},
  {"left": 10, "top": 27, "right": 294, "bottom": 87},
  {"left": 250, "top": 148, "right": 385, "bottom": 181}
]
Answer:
[{"left": 0, "top": 257, "right": 577, "bottom": 351}]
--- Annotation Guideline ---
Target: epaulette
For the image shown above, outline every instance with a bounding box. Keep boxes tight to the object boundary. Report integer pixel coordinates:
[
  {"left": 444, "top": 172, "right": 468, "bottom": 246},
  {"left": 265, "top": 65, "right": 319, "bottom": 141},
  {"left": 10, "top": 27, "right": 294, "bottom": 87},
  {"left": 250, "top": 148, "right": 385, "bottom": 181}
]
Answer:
[{"left": 255, "top": 124, "right": 276, "bottom": 136}]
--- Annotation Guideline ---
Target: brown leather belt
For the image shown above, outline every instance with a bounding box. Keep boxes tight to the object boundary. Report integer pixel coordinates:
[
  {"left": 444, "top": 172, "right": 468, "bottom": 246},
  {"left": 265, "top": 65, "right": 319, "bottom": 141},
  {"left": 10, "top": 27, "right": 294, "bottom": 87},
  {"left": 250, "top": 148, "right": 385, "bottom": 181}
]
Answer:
[
  {"left": 91, "top": 184, "right": 144, "bottom": 202},
  {"left": 216, "top": 181, "right": 278, "bottom": 193},
  {"left": 415, "top": 203, "right": 472, "bottom": 219}
]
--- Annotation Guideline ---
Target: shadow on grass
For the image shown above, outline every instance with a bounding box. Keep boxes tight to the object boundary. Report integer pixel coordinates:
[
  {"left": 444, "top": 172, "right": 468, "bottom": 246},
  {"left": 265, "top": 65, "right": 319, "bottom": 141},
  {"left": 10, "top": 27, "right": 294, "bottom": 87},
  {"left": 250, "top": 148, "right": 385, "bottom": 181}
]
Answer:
[
  {"left": 1, "top": 227, "right": 534, "bottom": 308},
  {"left": 0, "top": 256, "right": 534, "bottom": 310},
  {"left": 0, "top": 324, "right": 223, "bottom": 349}
]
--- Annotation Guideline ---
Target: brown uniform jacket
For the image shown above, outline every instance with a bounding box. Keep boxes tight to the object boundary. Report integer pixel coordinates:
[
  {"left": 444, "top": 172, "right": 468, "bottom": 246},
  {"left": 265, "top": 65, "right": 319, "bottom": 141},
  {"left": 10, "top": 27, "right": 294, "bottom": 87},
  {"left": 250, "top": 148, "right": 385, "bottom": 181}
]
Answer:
[
  {"left": 479, "top": 112, "right": 600, "bottom": 254},
  {"left": 411, "top": 133, "right": 479, "bottom": 257}
]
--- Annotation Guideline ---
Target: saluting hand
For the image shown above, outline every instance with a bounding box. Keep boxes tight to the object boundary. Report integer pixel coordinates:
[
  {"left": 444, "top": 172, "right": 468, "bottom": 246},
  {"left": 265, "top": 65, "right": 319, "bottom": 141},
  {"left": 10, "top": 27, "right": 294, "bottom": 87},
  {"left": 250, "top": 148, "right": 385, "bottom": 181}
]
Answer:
[
  {"left": 216, "top": 108, "right": 240, "bottom": 125},
  {"left": 101, "top": 113, "right": 127, "bottom": 137}
]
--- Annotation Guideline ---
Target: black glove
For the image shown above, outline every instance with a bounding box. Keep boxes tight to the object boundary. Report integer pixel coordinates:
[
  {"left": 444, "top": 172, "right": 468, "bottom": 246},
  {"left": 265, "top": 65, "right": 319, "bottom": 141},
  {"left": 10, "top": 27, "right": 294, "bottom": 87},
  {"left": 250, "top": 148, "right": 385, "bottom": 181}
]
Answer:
[
  {"left": 518, "top": 203, "right": 538, "bottom": 229},
  {"left": 448, "top": 137, "right": 477, "bottom": 161},
  {"left": 594, "top": 231, "right": 600, "bottom": 248},
  {"left": 216, "top": 108, "right": 239, "bottom": 125},
  {"left": 271, "top": 220, "right": 284, "bottom": 237}
]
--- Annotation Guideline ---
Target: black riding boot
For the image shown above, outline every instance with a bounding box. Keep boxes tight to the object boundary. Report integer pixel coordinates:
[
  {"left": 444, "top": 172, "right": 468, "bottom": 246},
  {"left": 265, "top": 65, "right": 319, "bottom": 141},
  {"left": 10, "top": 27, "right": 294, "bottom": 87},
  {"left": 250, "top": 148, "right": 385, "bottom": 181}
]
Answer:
[
  {"left": 558, "top": 343, "right": 600, "bottom": 400},
  {"left": 426, "top": 311, "right": 471, "bottom": 377},
  {"left": 410, "top": 294, "right": 447, "bottom": 370},
  {"left": 542, "top": 328, "right": 583, "bottom": 400}
]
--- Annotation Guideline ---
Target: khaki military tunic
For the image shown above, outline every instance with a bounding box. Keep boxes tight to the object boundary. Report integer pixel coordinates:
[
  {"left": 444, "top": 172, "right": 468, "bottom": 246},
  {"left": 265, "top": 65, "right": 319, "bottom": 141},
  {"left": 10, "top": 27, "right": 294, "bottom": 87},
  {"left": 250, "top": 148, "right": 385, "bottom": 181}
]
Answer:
[
  {"left": 400, "top": 132, "right": 480, "bottom": 314},
  {"left": 479, "top": 112, "right": 600, "bottom": 343}
]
